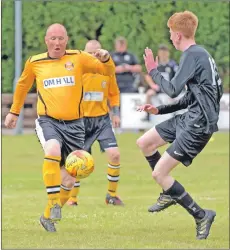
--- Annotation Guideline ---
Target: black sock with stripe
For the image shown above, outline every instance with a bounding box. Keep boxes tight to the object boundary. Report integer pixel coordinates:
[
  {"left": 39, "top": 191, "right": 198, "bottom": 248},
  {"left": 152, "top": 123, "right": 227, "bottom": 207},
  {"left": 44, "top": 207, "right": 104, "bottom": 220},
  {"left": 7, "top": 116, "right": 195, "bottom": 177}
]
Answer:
[{"left": 165, "top": 180, "right": 205, "bottom": 220}]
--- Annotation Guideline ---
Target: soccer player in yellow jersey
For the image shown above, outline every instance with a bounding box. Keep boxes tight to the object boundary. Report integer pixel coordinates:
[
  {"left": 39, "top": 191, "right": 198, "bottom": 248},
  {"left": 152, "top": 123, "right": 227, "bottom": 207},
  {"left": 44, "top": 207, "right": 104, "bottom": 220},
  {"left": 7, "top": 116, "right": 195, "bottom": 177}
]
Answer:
[
  {"left": 68, "top": 40, "right": 124, "bottom": 206},
  {"left": 4, "top": 24, "right": 115, "bottom": 232}
]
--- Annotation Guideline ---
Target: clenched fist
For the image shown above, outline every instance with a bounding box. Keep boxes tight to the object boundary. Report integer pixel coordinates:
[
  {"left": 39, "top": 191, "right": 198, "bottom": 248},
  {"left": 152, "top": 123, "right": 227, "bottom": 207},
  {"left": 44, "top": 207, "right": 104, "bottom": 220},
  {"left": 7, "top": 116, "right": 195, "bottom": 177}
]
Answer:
[{"left": 94, "top": 49, "right": 110, "bottom": 62}]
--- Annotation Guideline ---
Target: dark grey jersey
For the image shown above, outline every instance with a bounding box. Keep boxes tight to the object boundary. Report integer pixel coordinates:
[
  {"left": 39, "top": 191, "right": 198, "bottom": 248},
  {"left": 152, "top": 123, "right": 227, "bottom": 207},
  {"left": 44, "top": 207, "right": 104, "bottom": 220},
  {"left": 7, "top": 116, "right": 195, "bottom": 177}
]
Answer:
[{"left": 149, "top": 44, "right": 223, "bottom": 133}]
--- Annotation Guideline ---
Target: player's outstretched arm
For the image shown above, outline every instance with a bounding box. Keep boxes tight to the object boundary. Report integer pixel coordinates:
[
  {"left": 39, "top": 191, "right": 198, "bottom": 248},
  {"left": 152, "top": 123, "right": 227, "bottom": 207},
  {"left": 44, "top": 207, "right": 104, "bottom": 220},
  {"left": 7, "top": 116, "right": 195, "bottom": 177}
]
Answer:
[
  {"left": 80, "top": 50, "right": 115, "bottom": 76},
  {"left": 6, "top": 58, "right": 35, "bottom": 128},
  {"left": 10, "top": 58, "right": 35, "bottom": 115},
  {"left": 156, "top": 91, "right": 191, "bottom": 114},
  {"left": 144, "top": 47, "right": 195, "bottom": 98},
  {"left": 137, "top": 104, "right": 159, "bottom": 115},
  {"left": 137, "top": 92, "right": 191, "bottom": 115}
]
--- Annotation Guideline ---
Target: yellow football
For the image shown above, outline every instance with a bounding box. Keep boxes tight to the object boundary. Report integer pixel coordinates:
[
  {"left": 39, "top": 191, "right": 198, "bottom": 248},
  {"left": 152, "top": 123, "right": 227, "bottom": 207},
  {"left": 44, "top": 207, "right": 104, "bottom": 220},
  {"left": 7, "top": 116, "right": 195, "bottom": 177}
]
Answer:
[{"left": 65, "top": 150, "right": 94, "bottom": 179}]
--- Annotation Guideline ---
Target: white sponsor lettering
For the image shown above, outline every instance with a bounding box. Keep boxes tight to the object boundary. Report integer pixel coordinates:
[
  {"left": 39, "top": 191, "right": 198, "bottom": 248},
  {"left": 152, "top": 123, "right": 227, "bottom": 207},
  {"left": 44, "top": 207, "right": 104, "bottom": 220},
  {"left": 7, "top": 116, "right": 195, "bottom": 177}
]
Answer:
[
  {"left": 43, "top": 76, "right": 75, "bottom": 89},
  {"left": 83, "top": 91, "right": 104, "bottom": 101}
]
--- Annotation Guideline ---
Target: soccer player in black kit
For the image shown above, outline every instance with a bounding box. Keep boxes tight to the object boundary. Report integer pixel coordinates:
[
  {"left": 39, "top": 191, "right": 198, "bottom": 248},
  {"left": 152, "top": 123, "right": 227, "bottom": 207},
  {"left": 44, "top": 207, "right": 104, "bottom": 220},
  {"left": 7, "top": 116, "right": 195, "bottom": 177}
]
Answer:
[{"left": 137, "top": 11, "right": 222, "bottom": 240}]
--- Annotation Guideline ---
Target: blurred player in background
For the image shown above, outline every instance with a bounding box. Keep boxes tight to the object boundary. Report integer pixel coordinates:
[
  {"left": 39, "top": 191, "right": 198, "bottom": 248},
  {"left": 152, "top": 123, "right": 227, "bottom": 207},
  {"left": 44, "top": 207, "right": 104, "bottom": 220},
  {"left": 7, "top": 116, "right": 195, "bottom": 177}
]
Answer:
[
  {"left": 137, "top": 11, "right": 222, "bottom": 239},
  {"left": 4, "top": 24, "right": 115, "bottom": 232},
  {"left": 111, "top": 37, "right": 142, "bottom": 93},
  {"left": 68, "top": 40, "right": 124, "bottom": 206}
]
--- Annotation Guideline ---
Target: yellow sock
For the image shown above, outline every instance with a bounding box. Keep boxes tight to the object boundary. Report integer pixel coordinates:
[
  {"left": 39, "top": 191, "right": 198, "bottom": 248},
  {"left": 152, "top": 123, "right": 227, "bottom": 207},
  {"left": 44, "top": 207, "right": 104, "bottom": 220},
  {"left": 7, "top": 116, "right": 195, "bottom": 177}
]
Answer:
[
  {"left": 43, "top": 155, "right": 61, "bottom": 218},
  {"left": 69, "top": 180, "right": 80, "bottom": 203},
  {"left": 60, "top": 185, "right": 72, "bottom": 206},
  {"left": 107, "top": 162, "right": 120, "bottom": 197}
]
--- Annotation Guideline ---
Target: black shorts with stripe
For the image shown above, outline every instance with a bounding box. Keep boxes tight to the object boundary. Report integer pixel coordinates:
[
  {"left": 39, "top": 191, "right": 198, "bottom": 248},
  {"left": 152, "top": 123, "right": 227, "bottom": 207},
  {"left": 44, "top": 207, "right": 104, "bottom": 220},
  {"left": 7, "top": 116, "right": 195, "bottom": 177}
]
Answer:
[
  {"left": 155, "top": 114, "right": 212, "bottom": 166},
  {"left": 35, "top": 115, "right": 85, "bottom": 166},
  {"left": 84, "top": 114, "right": 118, "bottom": 154}
]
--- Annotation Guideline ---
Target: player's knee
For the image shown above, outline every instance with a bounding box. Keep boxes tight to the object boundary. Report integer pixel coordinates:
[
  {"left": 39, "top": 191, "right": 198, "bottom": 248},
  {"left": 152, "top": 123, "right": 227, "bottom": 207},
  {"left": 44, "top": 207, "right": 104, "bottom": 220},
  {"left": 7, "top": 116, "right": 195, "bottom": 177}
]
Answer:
[
  {"left": 44, "top": 139, "right": 61, "bottom": 156},
  {"left": 136, "top": 137, "right": 146, "bottom": 150},
  {"left": 108, "top": 149, "right": 120, "bottom": 163}
]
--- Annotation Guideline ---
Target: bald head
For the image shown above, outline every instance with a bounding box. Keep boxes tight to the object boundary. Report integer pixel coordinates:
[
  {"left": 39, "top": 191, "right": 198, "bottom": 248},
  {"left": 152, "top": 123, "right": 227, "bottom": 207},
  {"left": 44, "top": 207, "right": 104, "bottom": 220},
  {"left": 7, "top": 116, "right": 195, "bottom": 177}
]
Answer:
[
  {"left": 46, "top": 23, "right": 67, "bottom": 37},
  {"left": 45, "top": 23, "right": 68, "bottom": 58},
  {"left": 84, "top": 40, "right": 102, "bottom": 54}
]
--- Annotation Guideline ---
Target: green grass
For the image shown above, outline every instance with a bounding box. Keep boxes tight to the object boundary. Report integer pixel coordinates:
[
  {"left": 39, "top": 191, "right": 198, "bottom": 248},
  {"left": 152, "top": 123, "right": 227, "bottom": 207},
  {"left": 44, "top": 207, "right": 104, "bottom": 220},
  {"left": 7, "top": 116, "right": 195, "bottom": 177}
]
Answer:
[{"left": 2, "top": 132, "right": 229, "bottom": 249}]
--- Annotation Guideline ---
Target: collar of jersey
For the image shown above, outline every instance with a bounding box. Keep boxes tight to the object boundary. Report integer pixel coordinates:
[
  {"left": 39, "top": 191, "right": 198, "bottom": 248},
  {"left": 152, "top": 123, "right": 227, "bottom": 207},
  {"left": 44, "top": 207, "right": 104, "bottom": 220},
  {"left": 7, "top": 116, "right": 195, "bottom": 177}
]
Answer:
[{"left": 47, "top": 51, "right": 67, "bottom": 60}]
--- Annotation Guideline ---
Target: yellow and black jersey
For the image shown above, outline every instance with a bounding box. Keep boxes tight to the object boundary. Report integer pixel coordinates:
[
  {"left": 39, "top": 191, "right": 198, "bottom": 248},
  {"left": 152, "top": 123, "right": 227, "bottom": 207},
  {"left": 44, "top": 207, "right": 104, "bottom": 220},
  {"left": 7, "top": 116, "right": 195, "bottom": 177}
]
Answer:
[
  {"left": 10, "top": 50, "right": 115, "bottom": 120},
  {"left": 82, "top": 73, "right": 120, "bottom": 117}
]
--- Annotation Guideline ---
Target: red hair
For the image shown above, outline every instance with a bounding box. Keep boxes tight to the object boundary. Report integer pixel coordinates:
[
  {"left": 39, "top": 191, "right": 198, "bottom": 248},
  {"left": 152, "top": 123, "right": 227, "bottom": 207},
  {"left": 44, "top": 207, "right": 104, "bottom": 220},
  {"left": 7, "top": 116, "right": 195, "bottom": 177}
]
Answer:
[{"left": 167, "top": 11, "right": 198, "bottom": 39}]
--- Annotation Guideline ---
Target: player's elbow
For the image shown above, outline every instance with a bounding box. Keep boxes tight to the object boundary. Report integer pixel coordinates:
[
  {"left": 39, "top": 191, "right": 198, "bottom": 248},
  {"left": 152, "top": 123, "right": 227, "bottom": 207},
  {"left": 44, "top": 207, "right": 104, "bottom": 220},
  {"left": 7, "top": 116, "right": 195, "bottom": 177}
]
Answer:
[{"left": 168, "top": 90, "right": 180, "bottom": 99}]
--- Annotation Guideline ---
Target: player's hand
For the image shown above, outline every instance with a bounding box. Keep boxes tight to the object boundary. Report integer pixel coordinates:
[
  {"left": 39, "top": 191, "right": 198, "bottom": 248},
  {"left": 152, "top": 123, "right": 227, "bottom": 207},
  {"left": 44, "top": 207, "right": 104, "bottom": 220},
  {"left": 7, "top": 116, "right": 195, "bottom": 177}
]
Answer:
[
  {"left": 136, "top": 104, "right": 159, "bottom": 115},
  {"left": 94, "top": 49, "right": 110, "bottom": 62},
  {"left": 4, "top": 113, "right": 18, "bottom": 129},
  {"left": 123, "top": 64, "right": 132, "bottom": 72},
  {"left": 112, "top": 115, "right": 120, "bottom": 128},
  {"left": 116, "top": 65, "right": 126, "bottom": 73},
  {"left": 143, "top": 47, "right": 158, "bottom": 73}
]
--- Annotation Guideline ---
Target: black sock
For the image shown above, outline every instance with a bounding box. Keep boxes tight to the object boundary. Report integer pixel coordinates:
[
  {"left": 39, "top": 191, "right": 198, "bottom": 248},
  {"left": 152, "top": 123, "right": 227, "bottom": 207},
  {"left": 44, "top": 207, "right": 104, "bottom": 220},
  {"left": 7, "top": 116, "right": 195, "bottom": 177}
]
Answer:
[
  {"left": 145, "top": 151, "right": 161, "bottom": 171},
  {"left": 165, "top": 180, "right": 205, "bottom": 220}
]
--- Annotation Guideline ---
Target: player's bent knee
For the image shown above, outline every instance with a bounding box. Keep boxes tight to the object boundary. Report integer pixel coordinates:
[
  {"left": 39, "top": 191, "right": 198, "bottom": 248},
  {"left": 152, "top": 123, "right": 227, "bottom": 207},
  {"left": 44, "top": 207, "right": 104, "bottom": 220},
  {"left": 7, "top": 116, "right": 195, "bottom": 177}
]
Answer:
[
  {"left": 136, "top": 138, "right": 143, "bottom": 148},
  {"left": 136, "top": 137, "right": 148, "bottom": 150},
  {"left": 44, "top": 139, "right": 61, "bottom": 156}
]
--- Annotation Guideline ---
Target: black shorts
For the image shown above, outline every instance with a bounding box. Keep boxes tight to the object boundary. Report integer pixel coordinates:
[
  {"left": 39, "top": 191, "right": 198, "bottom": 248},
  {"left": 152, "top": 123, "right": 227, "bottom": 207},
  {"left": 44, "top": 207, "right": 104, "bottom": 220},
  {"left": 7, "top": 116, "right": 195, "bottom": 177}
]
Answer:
[
  {"left": 84, "top": 114, "right": 118, "bottom": 154},
  {"left": 155, "top": 114, "right": 212, "bottom": 166},
  {"left": 35, "top": 116, "right": 85, "bottom": 166}
]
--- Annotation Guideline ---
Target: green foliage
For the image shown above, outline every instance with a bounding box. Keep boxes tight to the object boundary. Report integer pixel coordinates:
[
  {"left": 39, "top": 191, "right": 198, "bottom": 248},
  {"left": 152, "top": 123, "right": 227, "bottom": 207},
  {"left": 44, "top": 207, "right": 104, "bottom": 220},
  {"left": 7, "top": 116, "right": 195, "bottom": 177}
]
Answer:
[
  {"left": 2, "top": 0, "right": 229, "bottom": 92},
  {"left": 2, "top": 1, "right": 14, "bottom": 93}
]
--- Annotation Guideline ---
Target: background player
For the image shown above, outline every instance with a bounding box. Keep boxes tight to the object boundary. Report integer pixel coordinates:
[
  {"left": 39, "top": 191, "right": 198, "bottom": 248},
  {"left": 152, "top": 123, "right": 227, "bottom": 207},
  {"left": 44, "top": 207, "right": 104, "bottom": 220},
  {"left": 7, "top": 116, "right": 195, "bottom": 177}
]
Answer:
[{"left": 68, "top": 40, "right": 124, "bottom": 206}]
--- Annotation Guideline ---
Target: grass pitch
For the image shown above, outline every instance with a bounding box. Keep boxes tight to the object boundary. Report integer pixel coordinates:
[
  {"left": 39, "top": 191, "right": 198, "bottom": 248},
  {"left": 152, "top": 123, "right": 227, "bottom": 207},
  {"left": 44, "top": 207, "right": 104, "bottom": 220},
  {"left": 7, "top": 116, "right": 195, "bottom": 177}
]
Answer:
[{"left": 2, "top": 132, "right": 229, "bottom": 249}]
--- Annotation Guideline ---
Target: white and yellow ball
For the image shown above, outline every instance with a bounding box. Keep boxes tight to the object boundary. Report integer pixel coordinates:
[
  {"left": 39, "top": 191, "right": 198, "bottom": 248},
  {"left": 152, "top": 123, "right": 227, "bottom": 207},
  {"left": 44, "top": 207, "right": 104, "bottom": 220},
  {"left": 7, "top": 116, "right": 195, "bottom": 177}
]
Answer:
[{"left": 65, "top": 150, "right": 94, "bottom": 179}]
